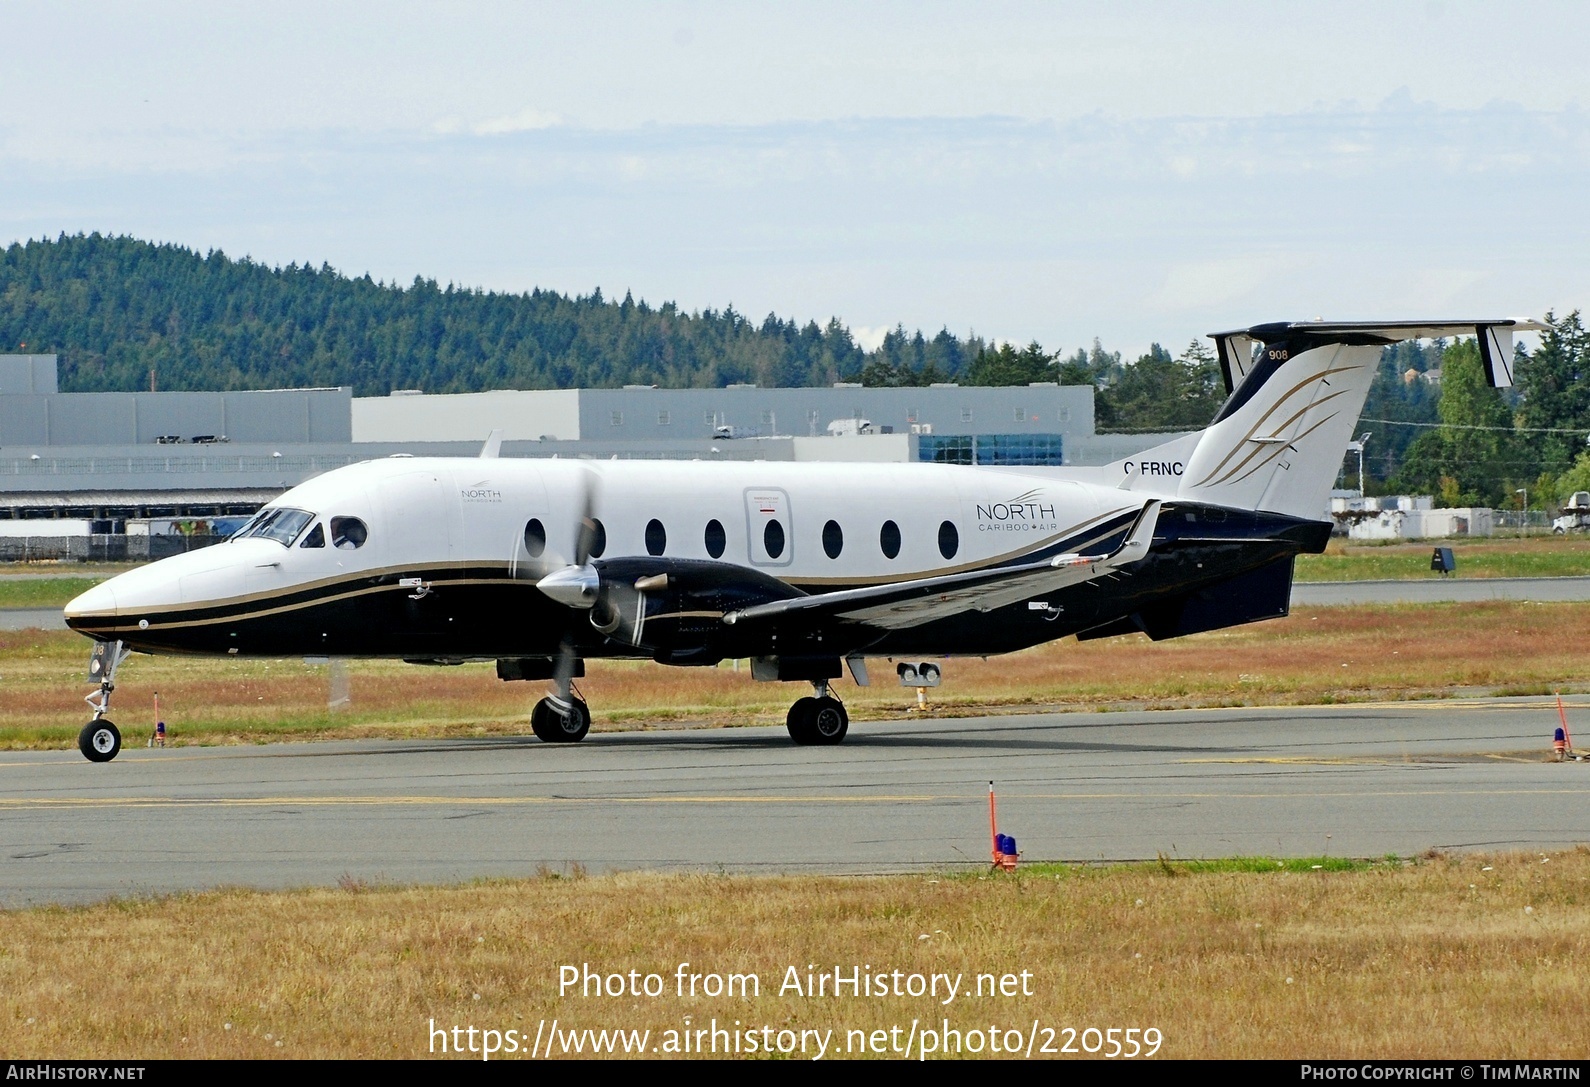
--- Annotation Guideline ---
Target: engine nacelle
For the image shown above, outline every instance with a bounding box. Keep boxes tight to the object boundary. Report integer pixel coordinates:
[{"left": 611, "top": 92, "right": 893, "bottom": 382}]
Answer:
[{"left": 586, "top": 557, "right": 806, "bottom": 662}]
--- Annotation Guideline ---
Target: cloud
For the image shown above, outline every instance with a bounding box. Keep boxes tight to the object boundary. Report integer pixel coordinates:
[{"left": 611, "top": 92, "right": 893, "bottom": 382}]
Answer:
[
  {"left": 468, "top": 108, "right": 565, "bottom": 136},
  {"left": 1147, "top": 256, "right": 1293, "bottom": 313},
  {"left": 3, "top": 105, "right": 1581, "bottom": 356},
  {"left": 849, "top": 326, "right": 890, "bottom": 351}
]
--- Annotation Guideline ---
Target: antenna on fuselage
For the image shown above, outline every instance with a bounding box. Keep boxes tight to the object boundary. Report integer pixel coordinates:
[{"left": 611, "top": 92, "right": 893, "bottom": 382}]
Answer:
[{"left": 479, "top": 429, "right": 504, "bottom": 459}]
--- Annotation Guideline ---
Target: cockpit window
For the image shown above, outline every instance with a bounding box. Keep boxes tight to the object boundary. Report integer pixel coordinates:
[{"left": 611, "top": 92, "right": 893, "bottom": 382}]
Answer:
[
  {"left": 234, "top": 507, "right": 315, "bottom": 547},
  {"left": 227, "top": 510, "right": 269, "bottom": 541},
  {"left": 331, "top": 516, "right": 368, "bottom": 550},
  {"left": 299, "top": 522, "right": 326, "bottom": 549}
]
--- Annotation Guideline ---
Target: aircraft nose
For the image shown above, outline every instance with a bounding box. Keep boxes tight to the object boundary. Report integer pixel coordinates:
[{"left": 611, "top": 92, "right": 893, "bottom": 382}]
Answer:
[{"left": 64, "top": 581, "right": 118, "bottom": 626}]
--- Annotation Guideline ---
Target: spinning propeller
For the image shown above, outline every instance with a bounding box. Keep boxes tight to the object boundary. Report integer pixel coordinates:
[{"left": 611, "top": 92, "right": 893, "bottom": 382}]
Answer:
[{"left": 508, "top": 468, "right": 602, "bottom": 707}]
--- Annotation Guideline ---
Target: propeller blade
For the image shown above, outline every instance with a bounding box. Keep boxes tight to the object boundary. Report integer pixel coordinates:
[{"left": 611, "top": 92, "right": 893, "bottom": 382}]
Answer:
[
  {"left": 510, "top": 507, "right": 571, "bottom": 583},
  {"left": 546, "top": 467, "right": 601, "bottom": 706},
  {"left": 550, "top": 635, "right": 579, "bottom": 705},
  {"left": 572, "top": 468, "right": 600, "bottom": 566}
]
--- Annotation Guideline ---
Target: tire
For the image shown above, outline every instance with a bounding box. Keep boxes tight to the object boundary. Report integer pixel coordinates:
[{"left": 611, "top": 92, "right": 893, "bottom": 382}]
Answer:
[
  {"left": 531, "top": 697, "right": 590, "bottom": 743},
  {"left": 79, "top": 720, "right": 121, "bottom": 763},
  {"left": 810, "top": 697, "right": 849, "bottom": 746},
  {"left": 786, "top": 697, "right": 818, "bottom": 745}
]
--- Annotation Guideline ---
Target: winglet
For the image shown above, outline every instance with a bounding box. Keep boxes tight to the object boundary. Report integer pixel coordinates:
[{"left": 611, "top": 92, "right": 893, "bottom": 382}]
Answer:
[
  {"left": 479, "top": 429, "right": 504, "bottom": 459},
  {"left": 1108, "top": 500, "right": 1159, "bottom": 568}
]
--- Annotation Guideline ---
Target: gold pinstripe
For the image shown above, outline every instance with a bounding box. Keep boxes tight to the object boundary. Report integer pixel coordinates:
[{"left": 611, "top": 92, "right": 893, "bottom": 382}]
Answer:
[
  {"left": 1218, "top": 411, "right": 1342, "bottom": 488},
  {"left": 68, "top": 508, "right": 1146, "bottom": 636},
  {"left": 1189, "top": 362, "right": 1358, "bottom": 487},
  {"left": 1198, "top": 388, "right": 1353, "bottom": 488}
]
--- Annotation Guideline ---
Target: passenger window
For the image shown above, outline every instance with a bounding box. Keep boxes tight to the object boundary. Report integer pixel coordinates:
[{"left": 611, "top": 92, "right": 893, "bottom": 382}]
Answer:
[
  {"left": 822, "top": 519, "right": 843, "bottom": 559},
  {"left": 524, "top": 518, "right": 546, "bottom": 558},
  {"left": 299, "top": 523, "right": 326, "bottom": 549},
  {"left": 588, "top": 519, "right": 607, "bottom": 558},
  {"left": 938, "top": 520, "right": 958, "bottom": 560},
  {"left": 645, "top": 518, "right": 667, "bottom": 556},
  {"left": 330, "top": 516, "right": 368, "bottom": 550},
  {"left": 704, "top": 519, "right": 726, "bottom": 559},
  {"left": 880, "top": 520, "right": 901, "bottom": 560},
  {"left": 763, "top": 520, "right": 786, "bottom": 560}
]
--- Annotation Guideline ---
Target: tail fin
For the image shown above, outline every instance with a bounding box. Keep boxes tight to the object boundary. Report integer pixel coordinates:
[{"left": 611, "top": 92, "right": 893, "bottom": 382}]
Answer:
[
  {"left": 1119, "top": 320, "right": 1542, "bottom": 521},
  {"left": 1180, "top": 335, "right": 1381, "bottom": 520}
]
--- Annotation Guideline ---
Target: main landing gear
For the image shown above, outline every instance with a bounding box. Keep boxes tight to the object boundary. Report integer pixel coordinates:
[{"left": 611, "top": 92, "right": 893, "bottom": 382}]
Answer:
[
  {"left": 530, "top": 695, "right": 591, "bottom": 743},
  {"left": 518, "top": 661, "right": 851, "bottom": 747},
  {"left": 79, "top": 640, "right": 132, "bottom": 763},
  {"left": 786, "top": 681, "right": 849, "bottom": 746}
]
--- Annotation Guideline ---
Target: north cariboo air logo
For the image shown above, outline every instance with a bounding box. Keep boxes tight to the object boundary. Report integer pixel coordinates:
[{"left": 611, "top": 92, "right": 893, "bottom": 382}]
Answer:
[{"left": 976, "top": 488, "right": 1058, "bottom": 533}]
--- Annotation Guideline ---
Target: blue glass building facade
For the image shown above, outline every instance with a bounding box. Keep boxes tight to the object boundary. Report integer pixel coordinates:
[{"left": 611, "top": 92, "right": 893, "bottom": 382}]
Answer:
[{"left": 918, "top": 432, "right": 1064, "bottom": 466}]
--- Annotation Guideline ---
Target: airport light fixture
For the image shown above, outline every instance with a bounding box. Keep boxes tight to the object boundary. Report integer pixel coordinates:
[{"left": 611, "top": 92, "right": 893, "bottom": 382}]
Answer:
[{"left": 1344, "top": 432, "right": 1372, "bottom": 497}]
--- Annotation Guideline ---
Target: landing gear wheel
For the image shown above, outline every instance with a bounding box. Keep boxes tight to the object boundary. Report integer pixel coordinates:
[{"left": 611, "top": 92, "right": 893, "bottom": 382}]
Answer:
[
  {"left": 786, "top": 697, "right": 818, "bottom": 745},
  {"left": 810, "top": 697, "right": 849, "bottom": 746},
  {"left": 531, "top": 697, "right": 590, "bottom": 743},
  {"left": 786, "top": 696, "right": 848, "bottom": 745},
  {"left": 79, "top": 720, "right": 121, "bottom": 763}
]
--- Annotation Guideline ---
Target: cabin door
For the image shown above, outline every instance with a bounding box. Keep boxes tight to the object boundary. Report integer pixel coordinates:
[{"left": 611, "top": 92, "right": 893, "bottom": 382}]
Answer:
[{"left": 743, "top": 487, "right": 793, "bottom": 567}]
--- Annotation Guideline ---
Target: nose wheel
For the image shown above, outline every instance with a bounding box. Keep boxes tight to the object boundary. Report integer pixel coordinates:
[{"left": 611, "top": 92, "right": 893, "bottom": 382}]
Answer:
[
  {"left": 531, "top": 696, "right": 591, "bottom": 743},
  {"left": 78, "top": 640, "right": 132, "bottom": 762},
  {"left": 786, "top": 684, "right": 849, "bottom": 746},
  {"left": 78, "top": 719, "right": 122, "bottom": 762}
]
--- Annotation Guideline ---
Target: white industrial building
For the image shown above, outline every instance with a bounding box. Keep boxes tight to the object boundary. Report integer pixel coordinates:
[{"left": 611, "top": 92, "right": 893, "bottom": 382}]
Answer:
[{"left": 0, "top": 356, "right": 1185, "bottom": 527}]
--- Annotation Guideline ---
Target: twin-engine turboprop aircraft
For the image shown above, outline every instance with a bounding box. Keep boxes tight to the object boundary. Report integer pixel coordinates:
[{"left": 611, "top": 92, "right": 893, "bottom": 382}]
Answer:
[{"left": 64, "top": 319, "right": 1541, "bottom": 761}]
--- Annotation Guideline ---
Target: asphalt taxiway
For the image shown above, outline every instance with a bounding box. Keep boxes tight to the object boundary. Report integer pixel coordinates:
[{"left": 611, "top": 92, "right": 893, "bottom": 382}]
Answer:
[{"left": 1, "top": 698, "right": 1587, "bottom": 906}]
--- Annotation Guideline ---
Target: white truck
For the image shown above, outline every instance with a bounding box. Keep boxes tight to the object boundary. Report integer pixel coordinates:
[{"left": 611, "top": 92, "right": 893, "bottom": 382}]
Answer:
[{"left": 1552, "top": 491, "right": 1590, "bottom": 534}]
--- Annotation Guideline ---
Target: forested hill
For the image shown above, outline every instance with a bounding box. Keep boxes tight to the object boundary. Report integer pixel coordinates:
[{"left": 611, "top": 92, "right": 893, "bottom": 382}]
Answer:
[{"left": 0, "top": 234, "right": 997, "bottom": 395}]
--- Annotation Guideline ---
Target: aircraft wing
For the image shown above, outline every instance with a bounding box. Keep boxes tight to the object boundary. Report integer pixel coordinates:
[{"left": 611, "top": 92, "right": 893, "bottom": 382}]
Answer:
[{"left": 724, "top": 501, "right": 1159, "bottom": 634}]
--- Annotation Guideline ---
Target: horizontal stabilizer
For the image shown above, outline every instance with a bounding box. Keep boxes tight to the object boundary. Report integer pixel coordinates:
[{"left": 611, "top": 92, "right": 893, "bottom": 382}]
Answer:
[{"left": 1208, "top": 320, "right": 1545, "bottom": 392}]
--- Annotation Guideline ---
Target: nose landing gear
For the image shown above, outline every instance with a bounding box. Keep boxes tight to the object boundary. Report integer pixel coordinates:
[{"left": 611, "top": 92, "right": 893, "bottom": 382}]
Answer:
[
  {"left": 786, "top": 681, "right": 848, "bottom": 746},
  {"left": 78, "top": 640, "right": 132, "bottom": 763}
]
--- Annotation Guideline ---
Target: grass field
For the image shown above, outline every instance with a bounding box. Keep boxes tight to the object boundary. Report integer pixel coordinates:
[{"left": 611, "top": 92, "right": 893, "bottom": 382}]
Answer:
[
  {"left": 0, "top": 577, "right": 104, "bottom": 609},
  {"left": 1295, "top": 535, "right": 1590, "bottom": 581},
  {"left": 3, "top": 850, "right": 1586, "bottom": 1059},
  {"left": 2, "top": 599, "right": 1587, "bottom": 750}
]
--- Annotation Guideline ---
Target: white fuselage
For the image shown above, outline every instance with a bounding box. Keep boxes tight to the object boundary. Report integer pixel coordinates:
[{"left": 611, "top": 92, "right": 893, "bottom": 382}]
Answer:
[{"left": 70, "top": 456, "right": 1162, "bottom": 628}]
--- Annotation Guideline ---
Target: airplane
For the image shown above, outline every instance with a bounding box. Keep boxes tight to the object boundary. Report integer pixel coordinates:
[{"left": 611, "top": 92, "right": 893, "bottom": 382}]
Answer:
[{"left": 62, "top": 318, "right": 1542, "bottom": 762}]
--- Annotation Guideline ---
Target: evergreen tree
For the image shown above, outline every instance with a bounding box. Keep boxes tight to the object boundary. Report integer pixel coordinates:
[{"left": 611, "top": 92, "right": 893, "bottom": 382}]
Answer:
[
  {"left": 1359, "top": 339, "right": 1443, "bottom": 487},
  {"left": 1393, "top": 339, "right": 1516, "bottom": 506},
  {"left": 965, "top": 341, "right": 1054, "bottom": 386},
  {"left": 1517, "top": 310, "right": 1590, "bottom": 477}
]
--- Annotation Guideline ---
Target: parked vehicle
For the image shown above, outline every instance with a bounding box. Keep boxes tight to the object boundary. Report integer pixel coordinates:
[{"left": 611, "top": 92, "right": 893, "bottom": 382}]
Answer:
[{"left": 1552, "top": 491, "right": 1590, "bottom": 534}]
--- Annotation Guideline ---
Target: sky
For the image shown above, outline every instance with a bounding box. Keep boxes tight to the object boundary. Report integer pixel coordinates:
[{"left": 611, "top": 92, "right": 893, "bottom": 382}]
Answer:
[{"left": 2, "top": 1, "right": 1586, "bottom": 357}]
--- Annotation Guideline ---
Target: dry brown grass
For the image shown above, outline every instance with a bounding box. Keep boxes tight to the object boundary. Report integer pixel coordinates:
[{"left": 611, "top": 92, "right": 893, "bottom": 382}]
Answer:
[
  {"left": 3, "top": 600, "right": 1588, "bottom": 748},
  {"left": 3, "top": 851, "right": 1587, "bottom": 1059}
]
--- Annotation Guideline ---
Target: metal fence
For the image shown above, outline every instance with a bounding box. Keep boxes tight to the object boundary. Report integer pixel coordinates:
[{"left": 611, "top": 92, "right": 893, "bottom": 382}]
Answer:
[
  {"left": 1491, "top": 510, "right": 1554, "bottom": 532},
  {"left": 0, "top": 453, "right": 363, "bottom": 478},
  {"left": 0, "top": 534, "right": 226, "bottom": 562}
]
